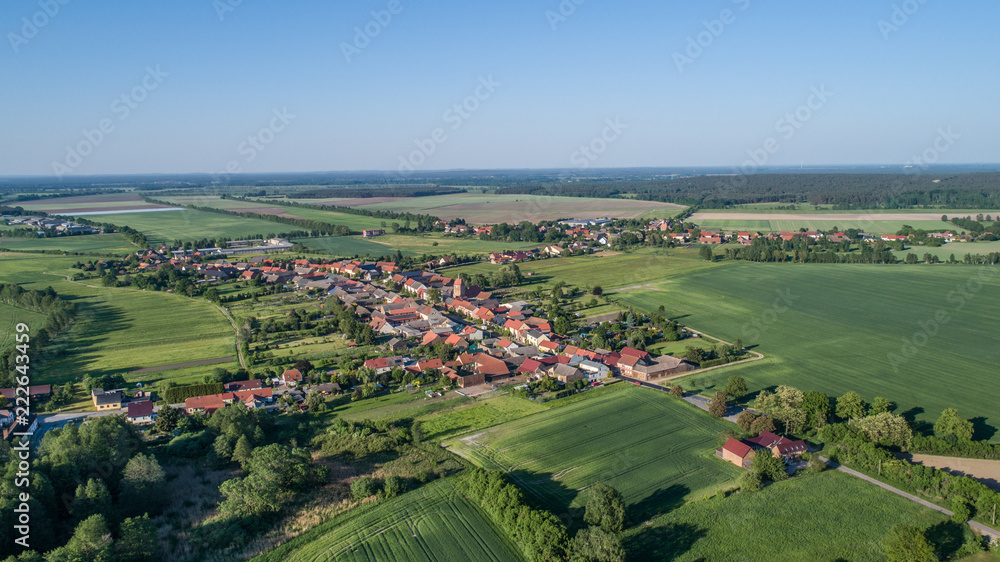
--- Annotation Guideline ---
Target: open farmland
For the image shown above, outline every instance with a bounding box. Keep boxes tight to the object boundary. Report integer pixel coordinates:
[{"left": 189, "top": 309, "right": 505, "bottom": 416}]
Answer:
[
  {"left": 254, "top": 477, "right": 523, "bottom": 562},
  {"left": 14, "top": 193, "right": 173, "bottom": 214},
  {"left": 625, "top": 470, "right": 950, "bottom": 561},
  {"left": 446, "top": 385, "right": 742, "bottom": 517},
  {"left": 292, "top": 236, "right": 411, "bottom": 258},
  {"left": 160, "top": 195, "right": 386, "bottom": 231},
  {"left": 892, "top": 241, "right": 1000, "bottom": 261},
  {"left": 285, "top": 193, "right": 685, "bottom": 223},
  {"left": 0, "top": 233, "right": 137, "bottom": 254},
  {"left": 0, "top": 303, "right": 47, "bottom": 352},
  {"left": 613, "top": 262, "right": 1000, "bottom": 437},
  {"left": 96, "top": 209, "right": 286, "bottom": 245},
  {"left": 0, "top": 252, "right": 236, "bottom": 384}
]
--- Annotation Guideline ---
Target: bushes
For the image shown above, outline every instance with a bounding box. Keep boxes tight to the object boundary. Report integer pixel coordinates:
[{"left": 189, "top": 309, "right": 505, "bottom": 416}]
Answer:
[
  {"left": 163, "top": 383, "right": 224, "bottom": 404},
  {"left": 463, "top": 468, "right": 568, "bottom": 561},
  {"left": 912, "top": 434, "right": 1000, "bottom": 460},
  {"left": 351, "top": 477, "right": 380, "bottom": 502}
]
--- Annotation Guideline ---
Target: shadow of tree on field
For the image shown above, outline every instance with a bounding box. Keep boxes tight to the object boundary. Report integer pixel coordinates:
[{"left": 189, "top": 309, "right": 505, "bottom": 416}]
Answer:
[
  {"left": 630, "top": 483, "right": 689, "bottom": 524},
  {"left": 970, "top": 416, "right": 996, "bottom": 441},
  {"left": 506, "top": 468, "right": 584, "bottom": 529},
  {"left": 623, "top": 522, "right": 705, "bottom": 561},
  {"left": 925, "top": 520, "right": 967, "bottom": 560}
]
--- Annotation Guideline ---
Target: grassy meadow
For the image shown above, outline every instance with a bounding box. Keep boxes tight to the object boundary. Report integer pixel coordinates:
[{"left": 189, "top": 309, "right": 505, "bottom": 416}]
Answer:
[
  {"left": 292, "top": 236, "right": 412, "bottom": 258},
  {"left": 624, "top": 470, "right": 951, "bottom": 561},
  {"left": 254, "top": 477, "right": 523, "bottom": 562},
  {"left": 445, "top": 385, "right": 743, "bottom": 518},
  {"left": 0, "top": 252, "right": 236, "bottom": 386}
]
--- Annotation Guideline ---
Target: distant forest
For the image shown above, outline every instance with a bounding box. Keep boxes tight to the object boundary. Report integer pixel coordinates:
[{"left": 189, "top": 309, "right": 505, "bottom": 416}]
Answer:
[{"left": 493, "top": 173, "right": 1000, "bottom": 209}]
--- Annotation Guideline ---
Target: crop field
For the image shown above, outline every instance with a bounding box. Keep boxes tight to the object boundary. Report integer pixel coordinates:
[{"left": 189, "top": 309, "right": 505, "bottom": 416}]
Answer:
[
  {"left": 0, "top": 252, "right": 236, "bottom": 384},
  {"left": 693, "top": 210, "right": 998, "bottom": 234},
  {"left": 255, "top": 477, "right": 523, "bottom": 562},
  {"left": 97, "top": 209, "right": 285, "bottom": 245},
  {"left": 447, "top": 247, "right": 719, "bottom": 293},
  {"left": 161, "top": 196, "right": 385, "bottom": 231},
  {"left": 0, "top": 233, "right": 137, "bottom": 254},
  {"left": 286, "top": 193, "right": 685, "bottom": 223},
  {"left": 446, "top": 385, "right": 742, "bottom": 516},
  {"left": 614, "top": 262, "right": 1000, "bottom": 436},
  {"left": 0, "top": 302, "right": 47, "bottom": 352},
  {"left": 892, "top": 241, "right": 1000, "bottom": 261},
  {"left": 14, "top": 193, "right": 170, "bottom": 214},
  {"left": 292, "top": 236, "right": 413, "bottom": 258},
  {"left": 624, "top": 470, "right": 949, "bottom": 561},
  {"left": 367, "top": 234, "right": 542, "bottom": 256}
]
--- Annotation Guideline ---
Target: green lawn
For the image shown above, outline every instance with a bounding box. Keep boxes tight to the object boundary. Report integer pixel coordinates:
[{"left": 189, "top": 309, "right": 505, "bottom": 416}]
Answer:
[
  {"left": 624, "top": 470, "right": 950, "bottom": 561},
  {"left": 445, "top": 385, "right": 742, "bottom": 518},
  {"left": 98, "top": 209, "right": 285, "bottom": 245},
  {"left": 418, "top": 394, "right": 547, "bottom": 442},
  {"left": 0, "top": 233, "right": 137, "bottom": 254},
  {"left": 615, "top": 262, "right": 1000, "bottom": 436},
  {"left": 254, "top": 477, "right": 524, "bottom": 562},
  {"left": 0, "top": 302, "right": 48, "bottom": 351}
]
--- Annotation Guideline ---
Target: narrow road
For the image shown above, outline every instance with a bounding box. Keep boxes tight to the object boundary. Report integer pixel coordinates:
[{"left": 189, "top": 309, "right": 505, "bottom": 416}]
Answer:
[{"left": 820, "top": 457, "right": 1000, "bottom": 542}]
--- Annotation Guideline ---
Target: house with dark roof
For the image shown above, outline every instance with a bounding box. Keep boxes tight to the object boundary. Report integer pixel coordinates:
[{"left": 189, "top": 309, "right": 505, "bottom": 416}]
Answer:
[
  {"left": 127, "top": 401, "right": 156, "bottom": 425},
  {"left": 91, "top": 389, "right": 123, "bottom": 411}
]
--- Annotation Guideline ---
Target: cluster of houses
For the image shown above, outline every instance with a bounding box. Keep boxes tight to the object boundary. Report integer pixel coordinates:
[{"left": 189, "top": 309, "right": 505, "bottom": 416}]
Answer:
[
  {"left": 184, "top": 379, "right": 275, "bottom": 414},
  {"left": 661, "top": 226, "right": 963, "bottom": 246},
  {"left": 0, "top": 385, "right": 49, "bottom": 441},
  {"left": 90, "top": 388, "right": 158, "bottom": 425},
  {"left": 327, "top": 267, "right": 696, "bottom": 390},
  {"left": 2, "top": 215, "right": 99, "bottom": 235},
  {"left": 719, "top": 431, "right": 808, "bottom": 468}
]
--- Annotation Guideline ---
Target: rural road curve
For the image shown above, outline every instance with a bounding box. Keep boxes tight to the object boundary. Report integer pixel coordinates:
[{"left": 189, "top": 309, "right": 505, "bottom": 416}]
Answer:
[{"left": 819, "top": 457, "right": 1000, "bottom": 542}]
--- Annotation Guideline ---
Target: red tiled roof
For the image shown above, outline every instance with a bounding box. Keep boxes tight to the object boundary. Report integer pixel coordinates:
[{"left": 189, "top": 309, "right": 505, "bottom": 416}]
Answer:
[{"left": 723, "top": 438, "right": 753, "bottom": 458}]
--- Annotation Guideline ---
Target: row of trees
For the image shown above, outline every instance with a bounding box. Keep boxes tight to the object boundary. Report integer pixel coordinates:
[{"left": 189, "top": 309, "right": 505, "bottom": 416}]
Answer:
[{"left": 0, "top": 284, "right": 76, "bottom": 388}]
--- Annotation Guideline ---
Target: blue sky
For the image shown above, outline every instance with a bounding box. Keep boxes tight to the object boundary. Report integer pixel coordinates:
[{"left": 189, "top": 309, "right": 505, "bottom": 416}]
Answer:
[{"left": 1, "top": 0, "right": 997, "bottom": 176}]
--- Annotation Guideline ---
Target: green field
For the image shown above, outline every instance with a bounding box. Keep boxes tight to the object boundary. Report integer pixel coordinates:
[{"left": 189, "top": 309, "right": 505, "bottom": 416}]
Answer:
[
  {"left": 0, "top": 252, "right": 237, "bottom": 385},
  {"left": 255, "top": 477, "right": 523, "bottom": 562},
  {"left": 625, "top": 470, "right": 950, "bottom": 561},
  {"left": 367, "top": 234, "right": 542, "bottom": 256},
  {"left": 292, "top": 236, "right": 413, "bottom": 258},
  {"left": 161, "top": 196, "right": 386, "bottom": 231},
  {"left": 446, "top": 385, "right": 742, "bottom": 517},
  {"left": 284, "top": 193, "right": 684, "bottom": 223},
  {"left": 97, "top": 209, "right": 285, "bottom": 245},
  {"left": 0, "top": 302, "right": 48, "bottom": 351},
  {"left": 695, "top": 218, "right": 952, "bottom": 233},
  {"left": 893, "top": 241, "right": 1000, "bottom": 261},
  {"left": 448, "top": 247, "right": 720, "bottom": 292},
  {"left": 0, "top": 233, "right": 137, "bottom": 254},
  {"left": 614, "top": 262, "right": 1000, "bottom": 436}
]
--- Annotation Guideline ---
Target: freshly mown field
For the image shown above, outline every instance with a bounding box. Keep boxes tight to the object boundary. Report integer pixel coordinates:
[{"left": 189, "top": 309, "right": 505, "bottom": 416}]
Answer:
[
  {"left": 13, "top": 192, "right": 168, "bottom": 214},
  {"left": 97, "top": 209, "right": 286, "bottom": 245},
  {"left": 286, "top": 193, "right": 685, "bottom": 223},
  {"left": 445, "top": 385, "right": 742, "bottom": 517},
  {"left": 254, "top": 477, "right": 523, "bottom": 562},
  {"left": 161, "top": 196, "right": 386, "bottom": 232},
  {"left": 614, "top": 262, "right": 1000, "bottom": 436},
  {"left": 0, "top": 233, "right": 137, "bottom": 254},
  {"left": 624, "top": 470, "right": 950, "bottom": 561},
  {"left": 0, "top": 252, "right": 237, "bottom": 385}
]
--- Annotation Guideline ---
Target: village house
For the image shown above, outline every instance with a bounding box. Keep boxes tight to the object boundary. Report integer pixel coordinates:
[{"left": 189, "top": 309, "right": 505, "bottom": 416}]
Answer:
[
  {"left": 91, "top": 389, "right": 123, "bottom": 411},
  {"left": 747, "top": 431, "right": 809, "bottom": 460},
  {"left": 126, "top": 401, "right": 156, "bottom": 425},
  {"left": 719, "top": 437, "right": 756, "bottom": 468}
]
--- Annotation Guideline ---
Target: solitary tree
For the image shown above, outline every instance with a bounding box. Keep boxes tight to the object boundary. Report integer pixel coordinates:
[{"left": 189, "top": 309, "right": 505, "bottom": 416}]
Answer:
[
  {"left": 669, "top": 385, "right": 684, "bottom": 398},
  {"left": 699, "top": 245, "right": 714, "bottom": 261},
  {"left": 722, "top": 376, "right": 748, "bottom": 399},
  {"left": 934, "top": 408, "right": 974, "bottom": 441},
  {"left": 709, "top": 391, "right": 728, "bottom": 417},
  {"left": 584, "top": 482, "right": 626, "bottom": 533}
]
